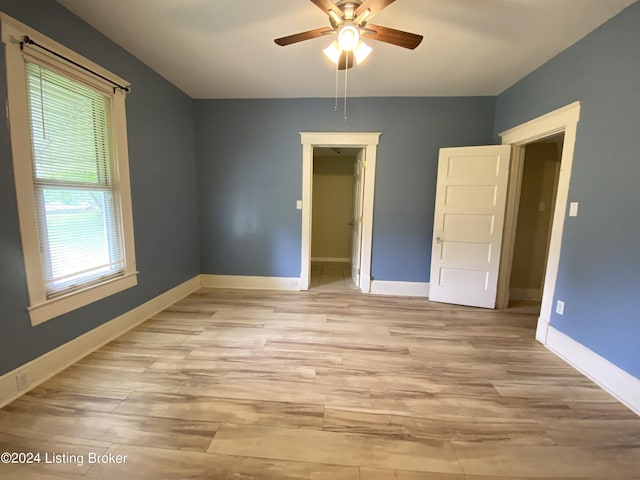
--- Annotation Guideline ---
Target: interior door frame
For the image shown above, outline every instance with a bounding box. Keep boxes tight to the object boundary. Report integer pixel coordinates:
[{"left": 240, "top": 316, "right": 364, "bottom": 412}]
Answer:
[
  {"left": 300, "top": 132, "right": 381, "bottom": 292},
  {"left": 351, "top": 149, "right": 366, "bottom": 287},
  {"left": 497, "top": 102, "right": 581, "bottom": 344}
]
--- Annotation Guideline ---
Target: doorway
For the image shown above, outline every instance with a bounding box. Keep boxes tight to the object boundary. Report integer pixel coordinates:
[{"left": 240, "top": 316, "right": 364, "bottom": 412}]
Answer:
[
  {"left": 508, "top": 135, "right": 564, "bottom": 307},
  {"left": 310, "top": 147, "right": 360, "bottom": 291},
  {"left": 299, "top": 132, "right": 381, "bottom": 292},
  {"left": 427, "top": 102, "right": 580, "bottom": 345},
  {"left": 498, "top": 102, "right": 581, "bottom": 344}
]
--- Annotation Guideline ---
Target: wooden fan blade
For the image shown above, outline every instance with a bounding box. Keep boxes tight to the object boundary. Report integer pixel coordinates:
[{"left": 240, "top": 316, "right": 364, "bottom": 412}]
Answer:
[
  {"left": 309, "top": 0, "right": 344, "bottom": 19},
  {"left": 355, "top": 0, "right": 397, "bottom": 23},
  {"left": 362, "top": 24, "right": 423, "bottom": 49},
  {"left": 274, "top": 27, "right": 333, "bottom": 46}
]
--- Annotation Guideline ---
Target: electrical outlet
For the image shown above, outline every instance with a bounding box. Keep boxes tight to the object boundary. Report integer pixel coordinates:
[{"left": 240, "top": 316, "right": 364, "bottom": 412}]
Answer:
[
  {"left": 556, "top": 300, "right": 565, "bottom": 316},
  {"left": 15, "top": 371, "right": 31, "bottom": 391}
]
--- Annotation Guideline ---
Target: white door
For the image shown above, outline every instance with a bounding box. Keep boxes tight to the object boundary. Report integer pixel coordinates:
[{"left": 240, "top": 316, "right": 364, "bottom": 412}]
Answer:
[
  {"left": 429, "top": 145, "right": 512, "bottom": 308},
  {"left": 351, "top": 150, "right": 365, "bottom": 287}
]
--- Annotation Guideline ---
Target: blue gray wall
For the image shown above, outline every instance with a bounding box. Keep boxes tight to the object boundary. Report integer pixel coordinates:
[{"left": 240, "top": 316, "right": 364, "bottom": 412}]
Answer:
[
  {"left": 0, "top": 0, "right": 200, "bottom": 375},
  {"left": 195, "top": 97, "right": 496, "bottom": 282},
  {"left": 495, "top": 2, "right": 640, "bottom": 379}
]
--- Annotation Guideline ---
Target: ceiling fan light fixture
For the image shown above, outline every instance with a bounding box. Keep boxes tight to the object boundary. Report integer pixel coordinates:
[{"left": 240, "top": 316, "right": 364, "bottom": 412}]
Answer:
[
  {"left": 354, "top": 40, "right": 372, "bottom": 64},
  {"left": 337, "top": 24, "right": 360, "bottom": 51},
  {"left": 323, "top": 41, "right": 342, "bottom": 65}
]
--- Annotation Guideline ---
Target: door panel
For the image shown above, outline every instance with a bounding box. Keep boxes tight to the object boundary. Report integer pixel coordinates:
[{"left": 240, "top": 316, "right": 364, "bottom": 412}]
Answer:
[
  {"left": 445, "top": 185, "right": 498, "bottom": 210},
  {"left": 440, "top": 268, "right": 489, "bottom": 290},
  {"left": 429, "top": 145, "right": 512, "bottom": 308},
  {"left": 443, "top": 214, "right": 495, "bottom": 238},
  {"left": 442, "top": 242, "right": 493, "bottom": 266}
]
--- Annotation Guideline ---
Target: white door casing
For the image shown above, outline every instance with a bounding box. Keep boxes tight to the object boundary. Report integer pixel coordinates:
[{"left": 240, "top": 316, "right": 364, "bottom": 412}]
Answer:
[
  {"left": 351, "top": 150, "right": 365, "bottom": 286},
  {"left": 300, "top": 132, "right": 380, "bottom": 292},
  {"left": 498, "top": 102, "right": 581, "bottom": 344},
  {"left": 429, "top": 145, "right": 512, "bottom": 308}
]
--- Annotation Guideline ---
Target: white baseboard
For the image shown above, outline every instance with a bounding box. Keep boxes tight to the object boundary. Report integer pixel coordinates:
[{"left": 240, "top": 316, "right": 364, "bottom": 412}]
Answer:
[
  {"left": 311, "top": 257, "right": 350, "bottom": 263},
  {"left": 0, "top": 276, "right": 201, "bottom": 408},
  {"left": 546, "top": 326, "right": 640, "bottom": 416},
  {"left": 369, "top": 280, "right": 429, "bottom": 297},
  {"left": 200, "top": 274, "right": 300, "bottom": 291},
  {"left": 510, "top": 287, "right": 542, "bottom": 301},
  {"left": 535, "top": 319, "right": 549, "bottom": 344}
]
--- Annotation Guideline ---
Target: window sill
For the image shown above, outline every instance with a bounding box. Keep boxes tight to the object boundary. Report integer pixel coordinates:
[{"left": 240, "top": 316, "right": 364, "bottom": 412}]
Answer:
[{"left": 28, "top": 272, "right": 138, "bottom": 326}]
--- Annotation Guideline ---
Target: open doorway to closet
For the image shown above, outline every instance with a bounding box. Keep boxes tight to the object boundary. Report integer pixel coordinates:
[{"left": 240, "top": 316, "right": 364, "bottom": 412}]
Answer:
[
  {"left": 508, "top": 135, "right": 564, "bottom": 308},
  {"left": 310, "top": 147, "right": 361, "bottom": 291},
  {"left": 299, "top": 132, "right": 381, "bottom": 292},
  {"left": 428, "top": 103, "right": 580, "bottom": 343},
  {"left": 497, "top": 102, "right": 580, "bottom": 343}
]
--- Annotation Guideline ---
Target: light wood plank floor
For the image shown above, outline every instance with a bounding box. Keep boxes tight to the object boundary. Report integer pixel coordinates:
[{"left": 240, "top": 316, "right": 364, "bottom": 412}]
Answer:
[
  {"left": 1, "top": 288, "right": 638, "bottom": 479},
  {"left": 310, "top": 261, "right": 358, "bottom": 291}
]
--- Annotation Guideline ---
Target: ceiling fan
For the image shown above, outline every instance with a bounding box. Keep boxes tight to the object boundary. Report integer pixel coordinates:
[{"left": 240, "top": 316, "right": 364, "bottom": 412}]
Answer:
[{"left": 274, "top": 0, "right": 423, "bottom": 70}]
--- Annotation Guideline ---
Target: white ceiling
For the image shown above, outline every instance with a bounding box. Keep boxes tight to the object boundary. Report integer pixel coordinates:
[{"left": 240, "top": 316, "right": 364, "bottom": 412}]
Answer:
[{"left": 57, "top": 0, "right": 637, "bottom": 99}]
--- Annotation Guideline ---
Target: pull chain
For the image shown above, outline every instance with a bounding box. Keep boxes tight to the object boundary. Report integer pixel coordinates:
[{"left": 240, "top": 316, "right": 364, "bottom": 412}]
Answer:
[
  {"left": 334, "top": 56, "right": 339, "bottom": 112},
  {"left": 343, "top": 51, "right": 349, "bottom": 121}
]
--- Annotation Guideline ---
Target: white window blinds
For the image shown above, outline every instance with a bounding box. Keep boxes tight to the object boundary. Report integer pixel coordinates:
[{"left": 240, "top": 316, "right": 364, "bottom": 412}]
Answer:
[{"left": 25, "top": 61, "right": 125, "bottom": 298}]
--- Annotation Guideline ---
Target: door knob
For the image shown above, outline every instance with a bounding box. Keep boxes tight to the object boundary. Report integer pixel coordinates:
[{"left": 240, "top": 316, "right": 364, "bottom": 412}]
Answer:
[{"left": 436, "top": 236, "right": 443, "bottom": 244}]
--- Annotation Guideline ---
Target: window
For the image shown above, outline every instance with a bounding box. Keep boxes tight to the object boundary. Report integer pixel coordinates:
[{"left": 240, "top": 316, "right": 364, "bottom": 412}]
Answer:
[
  {"left": 27, "top": 62, "right": 126, "bottom": 297},
  {"left": 2, "top": 14, "right": 137, "bottom": 325}
]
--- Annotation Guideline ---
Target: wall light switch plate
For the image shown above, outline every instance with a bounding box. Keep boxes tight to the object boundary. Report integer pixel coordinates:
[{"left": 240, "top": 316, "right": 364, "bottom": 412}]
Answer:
[
  {"left": 296, "top": 200, "right": 302, "bottom": 210},
  {"left": 569, "top": 202, "right": 579, "bottom": 217},
  {"left": 556, "top": 300, "right": 565, "bottom": 315}
]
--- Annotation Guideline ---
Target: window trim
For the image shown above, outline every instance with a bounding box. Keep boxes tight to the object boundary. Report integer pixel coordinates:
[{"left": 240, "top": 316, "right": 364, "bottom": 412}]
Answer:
[{"left": 1, "top": 14, "right": 137, "bottom": 326}]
